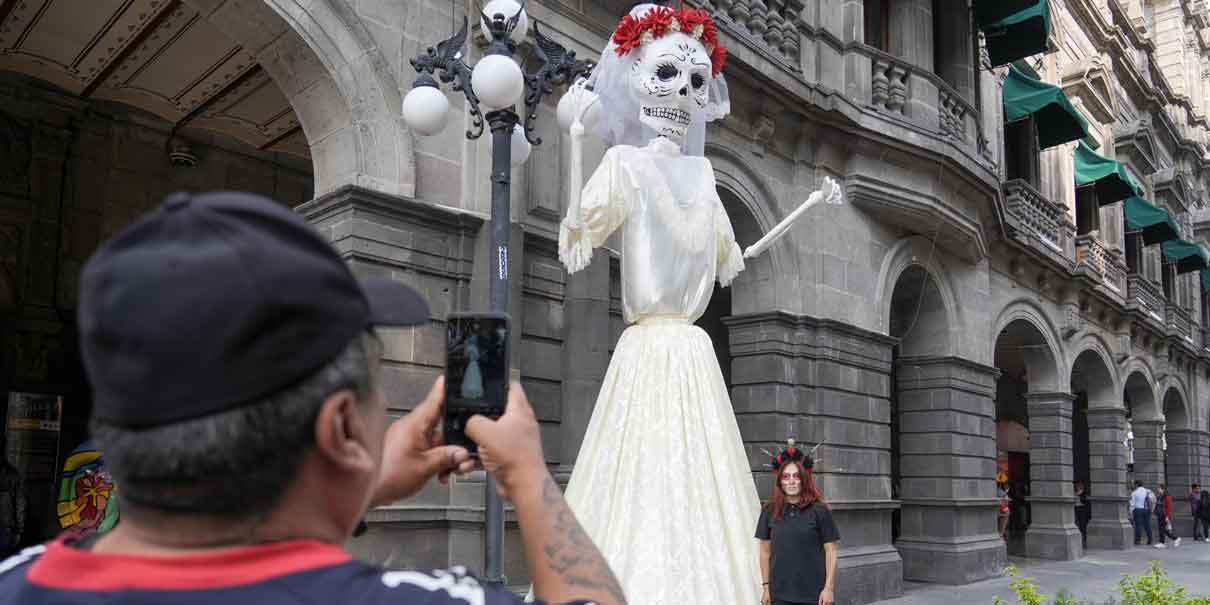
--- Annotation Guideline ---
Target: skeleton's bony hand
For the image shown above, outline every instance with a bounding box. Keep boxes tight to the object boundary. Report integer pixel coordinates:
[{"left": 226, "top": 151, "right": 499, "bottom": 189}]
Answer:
[
  {"left": 823, "top": 176, "right": 844, "bottom": 205},
  {"left": 558, "top": 77, "right": 601, "bottom": 134}
]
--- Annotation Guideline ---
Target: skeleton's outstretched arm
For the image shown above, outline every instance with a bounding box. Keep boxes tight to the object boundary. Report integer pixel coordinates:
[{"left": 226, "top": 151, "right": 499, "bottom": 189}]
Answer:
[
  {"left": 562, "top": 79, "right": 600, "bottom": 229},
  {"left": 556, "top": 79, "right": 603, "bottom": 273},
  {"left": 742, "top": 177, "right": 844, "bottom": 259}
]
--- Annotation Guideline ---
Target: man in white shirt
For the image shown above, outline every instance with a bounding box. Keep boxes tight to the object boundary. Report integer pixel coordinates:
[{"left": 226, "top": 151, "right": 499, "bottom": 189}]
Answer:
[{"left": 1130, "top": 481, "right": 1154, "bottom": 546}]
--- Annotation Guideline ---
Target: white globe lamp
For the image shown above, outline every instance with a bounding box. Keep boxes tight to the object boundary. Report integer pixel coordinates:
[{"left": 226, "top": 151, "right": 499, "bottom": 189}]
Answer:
[
  {"left": 472, "top": 54, "right": 525, "bottom": 112},
  {"left": 401, "top": 81, "right": 450, "bottom": 136},
  {"left": 480, "top": 0, "right": 528, "bottom": 42},
  {"left": 510, "top": 124, "right": 532, "bottom": 166}
]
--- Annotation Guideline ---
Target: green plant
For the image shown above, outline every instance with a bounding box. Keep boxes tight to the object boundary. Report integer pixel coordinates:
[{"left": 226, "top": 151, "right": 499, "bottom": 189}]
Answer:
[
  {"left": 995, "top": 565, "right": 1049, "bottom": 605},
  {"left": 1117, "top": 561, "right": 1194, "bottom": 605},
  {"left": 991, "top": 562, "right": 1210, "bottom": 605},
  {"left": 1052, "top": 588, "right": 1077, "bottom": 605}
]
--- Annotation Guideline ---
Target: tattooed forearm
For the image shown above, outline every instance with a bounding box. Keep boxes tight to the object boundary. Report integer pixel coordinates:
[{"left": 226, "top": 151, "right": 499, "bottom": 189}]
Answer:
[{"left": 539, "top": 475, "right": 627, "bottom": 604}]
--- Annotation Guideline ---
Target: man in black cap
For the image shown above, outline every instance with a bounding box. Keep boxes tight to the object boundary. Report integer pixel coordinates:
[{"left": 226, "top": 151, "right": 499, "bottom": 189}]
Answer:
[{"left": 0, "top": 191, "right": 624, "bottom": 605}]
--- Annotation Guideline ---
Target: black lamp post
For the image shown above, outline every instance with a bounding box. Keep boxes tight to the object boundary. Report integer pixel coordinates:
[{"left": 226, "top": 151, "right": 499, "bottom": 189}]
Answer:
[{"left": 401, "top": 0, "right": 593, "bottom": 585}]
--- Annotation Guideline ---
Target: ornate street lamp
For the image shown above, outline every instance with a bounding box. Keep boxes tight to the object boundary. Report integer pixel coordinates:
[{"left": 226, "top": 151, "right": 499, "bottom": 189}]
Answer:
[{"left": 401, "top": 0, "right": 593, "bottom": 585}]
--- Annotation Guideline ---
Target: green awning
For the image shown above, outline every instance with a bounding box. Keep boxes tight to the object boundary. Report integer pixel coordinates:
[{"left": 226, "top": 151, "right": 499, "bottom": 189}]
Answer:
[
  {"left": 984, "top": 1, "right": 1051, "bottom": 67},
  {"left": 1003, "top": 65, "right": 1088, "bottom": 149},
  {"left": 1075, "top": 141, "right": 1142, "bottom": 205},
  {"left": 1162, "top": 240, "right": 1210, "bottom": 274},
  {"left": 1123, "top": 197, "right": 1180, "bottom": 246},
  {"left": 974, "top": 0, "right": 1039, "bottom": 28},
  {"left": 1202, "top": 269, "right": 1210, "bottom": 293}
]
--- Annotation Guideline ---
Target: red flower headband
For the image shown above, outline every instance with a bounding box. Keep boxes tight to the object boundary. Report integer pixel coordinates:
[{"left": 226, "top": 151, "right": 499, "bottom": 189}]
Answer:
[{"left": 612, "top": 7, "right": 728, "bottom": 77}]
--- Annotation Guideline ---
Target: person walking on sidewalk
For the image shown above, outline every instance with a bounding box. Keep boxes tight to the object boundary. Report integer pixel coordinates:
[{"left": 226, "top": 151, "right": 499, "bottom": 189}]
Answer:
[
  {"left": 1130, "top": 481, "right": 1153, "bottom": 546},
  {"left": 1200, "top": 491, "right": 1210, "bottom": 542},
  {"left": 1154, "top": 484, "right": 1180, "bottom": 548},
  {"left": 1074, "top": 481, "right": 1090, "bottom": 549},
  {"left": 1191, "top": 484, "right": 1206, "bottom": 542}
]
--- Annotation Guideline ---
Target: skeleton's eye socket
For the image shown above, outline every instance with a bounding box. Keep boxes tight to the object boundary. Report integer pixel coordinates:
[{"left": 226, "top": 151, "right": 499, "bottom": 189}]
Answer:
[
  {"left": 691, "top": 73, "right": 705, "bottom": 90},
  {"left": 656, "top": 63, "right": 679, "bottom": 81}
]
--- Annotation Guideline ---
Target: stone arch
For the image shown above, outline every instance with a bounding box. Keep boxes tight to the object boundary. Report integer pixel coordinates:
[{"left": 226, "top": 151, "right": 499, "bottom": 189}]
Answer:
[
  {"left": 695, "top": 186, "right": 766, "bottom": 387},
  {"left": 1121, "top": 360, "right": 1161, "bottom": 420},
  {"left": 706, "top": 142, "right": 797, "bottom": 284},
  {"left": 993, "top": 301, "right": 1082, "bottom": 559},
  {"left": 1070, "top": 346, "right": 1134, "bottom": 550},
  {"left": 1069, "top": 347, "right": 1115, "bottom": 501},
  {"left": 1068, "top": 338, "right": 1121, "bottom": 407},
  {"left": 1161, "top": 385, "right": 1191, "bottom": 430},
  {"left": 1161, "top": 385, "right": 1197, "bottom": 518},
  {"left": 875, "top": 235, "right": 962, "bottom": 355},
  {"left": 991, "top": 300, "right": 1065, "bottom": 391},
  {"left": 1123, "top": 366, "right": 1164, "bottom": 491},
  {"left": 184, "top": 0, "right": 409, "bottom": 198}
]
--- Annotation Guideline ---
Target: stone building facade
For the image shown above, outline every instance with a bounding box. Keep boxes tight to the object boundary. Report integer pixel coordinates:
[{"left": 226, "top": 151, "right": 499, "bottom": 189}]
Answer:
[{"left": 3, "top": 0, "right": 1210, "bottom": 604}]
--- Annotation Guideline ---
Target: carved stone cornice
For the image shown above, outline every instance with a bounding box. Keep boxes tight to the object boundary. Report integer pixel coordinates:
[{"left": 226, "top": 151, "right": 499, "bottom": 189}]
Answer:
[
  {"left": 1154, "top": 168, "right": 1193, "bottom": 213},
  {"left": 1113, "top": 120, "right": 1159, "bottom": 175},
  {"left": 846, "top": 174, "right": 987, "bottom": 262},
  {"left": 1061, "top": 56, "right": 1118, "bottom": 126}
]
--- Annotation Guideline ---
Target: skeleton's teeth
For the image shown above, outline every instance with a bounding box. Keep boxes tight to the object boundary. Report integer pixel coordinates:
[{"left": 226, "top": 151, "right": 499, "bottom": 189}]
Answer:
[{"left": 643, "top": 106, "right": 692, "bottom": 126}]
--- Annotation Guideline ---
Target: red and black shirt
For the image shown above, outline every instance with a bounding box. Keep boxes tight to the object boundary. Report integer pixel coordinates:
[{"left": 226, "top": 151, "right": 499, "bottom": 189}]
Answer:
[{"left": 0, "top": 537, "right": 590, "bottom": 605}]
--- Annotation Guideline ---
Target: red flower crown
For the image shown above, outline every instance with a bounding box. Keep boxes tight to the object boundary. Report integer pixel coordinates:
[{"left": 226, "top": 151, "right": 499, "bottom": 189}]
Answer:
[{"left": 612, "top": 7, "right": 728, "bottom": 77}]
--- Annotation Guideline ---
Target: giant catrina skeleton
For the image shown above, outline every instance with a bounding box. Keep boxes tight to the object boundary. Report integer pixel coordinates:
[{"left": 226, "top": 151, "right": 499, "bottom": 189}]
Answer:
[{"left": 551, "top": 4, "right": 841, "bottom": 603}]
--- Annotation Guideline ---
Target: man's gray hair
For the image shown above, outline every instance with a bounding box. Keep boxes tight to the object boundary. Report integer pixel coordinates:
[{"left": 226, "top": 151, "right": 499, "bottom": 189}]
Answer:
[{"left": 91, "top": 332, "right": 378, "bottom": 518}]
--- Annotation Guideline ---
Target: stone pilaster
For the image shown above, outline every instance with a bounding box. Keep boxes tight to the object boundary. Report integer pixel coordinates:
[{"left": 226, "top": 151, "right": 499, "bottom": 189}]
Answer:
[
  {"left": 1024, "top": 392, "right": 1082, "bottom": 560},
  {"left": 1196, "top": 430, "right": 1210, "bottom": 487},
  {"left": 1163, "top": 429, "right": 1199, "bottom": 536},
  {"left": 1085, "top": 407, "right": 1132, "bottom": 549},
  {"left": 1132, "top": 420, "right": 1166, "bottom": 488},
  {"left": 557, "top": 248, "right": 611, "bottom": 471},
  {"left": 300, "top": 187, "right": 518, "bottom": 577},
  {"left": 893, "top": 356, "right": 1005, "bottom": 584},
  {"left": 727, "top": 312, "right": 903, "bottom": 605}
]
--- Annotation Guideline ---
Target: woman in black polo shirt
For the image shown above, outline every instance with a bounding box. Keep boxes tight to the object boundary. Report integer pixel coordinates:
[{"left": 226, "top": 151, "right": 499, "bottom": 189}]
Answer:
[{"left": 755, "top": 441, "right": 839, "bottom": 605}]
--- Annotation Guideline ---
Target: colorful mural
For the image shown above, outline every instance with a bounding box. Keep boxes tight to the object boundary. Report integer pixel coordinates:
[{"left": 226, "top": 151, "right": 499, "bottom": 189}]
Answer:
[{"left": 56, "top": 440, "right": 118, "bottom": 539}]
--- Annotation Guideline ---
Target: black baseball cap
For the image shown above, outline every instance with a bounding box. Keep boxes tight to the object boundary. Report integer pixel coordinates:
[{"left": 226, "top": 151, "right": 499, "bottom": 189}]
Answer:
[{"left": 79, "top": 191, "right": 430, "bottom": 428}]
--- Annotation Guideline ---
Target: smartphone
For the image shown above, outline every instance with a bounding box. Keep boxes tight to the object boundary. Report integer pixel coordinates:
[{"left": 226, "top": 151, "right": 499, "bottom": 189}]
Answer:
[{"left": 443, "top": 312, "right": 510, "bottom": 453}]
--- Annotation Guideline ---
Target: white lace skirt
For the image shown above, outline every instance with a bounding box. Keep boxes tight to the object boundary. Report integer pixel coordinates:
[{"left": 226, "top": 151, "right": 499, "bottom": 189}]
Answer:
[{"left": 561, "top": 319, "right": 761, "bottom": 605}]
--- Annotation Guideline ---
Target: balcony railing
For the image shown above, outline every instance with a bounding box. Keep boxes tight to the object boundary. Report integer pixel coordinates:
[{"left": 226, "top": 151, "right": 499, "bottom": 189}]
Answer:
[
  {"left": 1166, "top": 304, "right": 1193, "bottom": 342},
  {"left": 1127, "top": 273, "right": 1164, "bottom": 319},
  {"left": 1002, "top": 179, "right": 1070, "bottom": 257},
  {"left": 857, "top": 46, "right": 982, "bottom": 152},
  {"left": 709, "top": 0, "right": 804, "bottom": 66},
  {"left": 1075, "top": 234, "right": 1124, "bottom": 294},
  {"left": 872, "top": 57, "right": 910, "bottom": 115},
  {"left": 939, "top": 87, "right": 972, "bottom": 144}
]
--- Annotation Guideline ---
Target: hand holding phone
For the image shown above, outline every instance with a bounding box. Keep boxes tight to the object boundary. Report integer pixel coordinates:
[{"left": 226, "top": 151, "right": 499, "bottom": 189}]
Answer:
[{"left": 444, "top": 312, "right": 510, "bottom": 453}]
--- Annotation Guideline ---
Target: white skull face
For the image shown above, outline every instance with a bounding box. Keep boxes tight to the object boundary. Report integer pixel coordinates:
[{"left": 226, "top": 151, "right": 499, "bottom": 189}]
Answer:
[{"left": 629, "top": 32, "right": 712, "bottom": 141}]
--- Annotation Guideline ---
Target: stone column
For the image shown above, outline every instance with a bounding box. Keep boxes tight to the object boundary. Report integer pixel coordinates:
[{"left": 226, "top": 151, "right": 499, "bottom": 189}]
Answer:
[
  {"left": 1132, "top": 420, "right": 1166, "bottom": 488},
  {"left": 1196, "top": 430, "right": 1210, "bottom": 487},
  {"left": 1163, "top": 429, "right": 1198, "bottom": 536},
  {"left": 300, "top": 187, "right": 494, "bottom": 575},
  {"left": 894, "top": 356, "right": 1005, "bottom": 584},
  {"left": 932, "top": 0, "right": 975, "bottom": 100},
  {"left": 1085, "top": 407, "right": 1132, "bottom": 549},
  {"left": 889, "top": 0, "right": 934, "bottom": 71},
  {"left": 557, "top": 249, "right": 611, "bottom": 474},
  {"left": 1024, "top": 392, "right": 1082, "bottom": 560}
]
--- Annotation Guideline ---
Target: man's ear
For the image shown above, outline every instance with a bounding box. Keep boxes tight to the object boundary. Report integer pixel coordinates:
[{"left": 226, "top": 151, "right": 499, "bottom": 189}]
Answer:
[{"left": 314, "top": 390, "right": 375, "bottom": 474}]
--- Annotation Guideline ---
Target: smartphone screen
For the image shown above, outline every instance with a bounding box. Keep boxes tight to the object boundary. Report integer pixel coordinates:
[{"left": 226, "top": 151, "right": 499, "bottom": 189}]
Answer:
[{"left": 444, "top": 313, "right": 509, "bottom": 452}]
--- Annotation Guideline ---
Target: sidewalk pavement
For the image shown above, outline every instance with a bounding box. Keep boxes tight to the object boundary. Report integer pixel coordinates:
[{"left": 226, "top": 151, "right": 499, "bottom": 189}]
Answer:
[{"left": 871, "top": 541, "right": 1210, "bottom": 604}]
